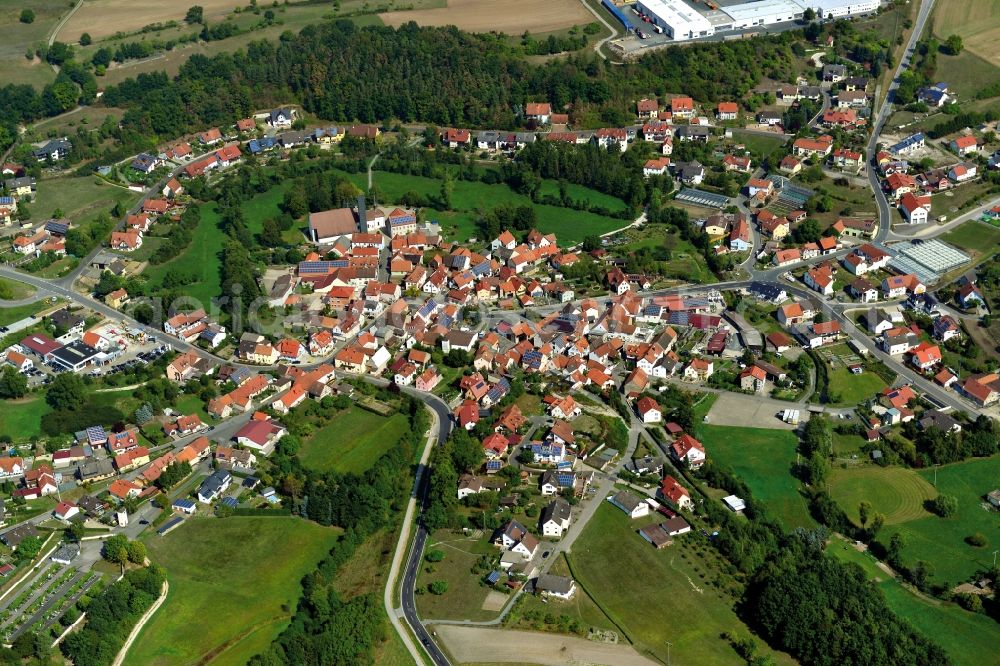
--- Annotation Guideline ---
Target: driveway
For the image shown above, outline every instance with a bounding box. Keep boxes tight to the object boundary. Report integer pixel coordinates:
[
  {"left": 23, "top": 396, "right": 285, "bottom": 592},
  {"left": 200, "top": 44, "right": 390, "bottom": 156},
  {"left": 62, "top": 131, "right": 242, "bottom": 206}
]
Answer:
[{"left": 434, "top": 625, "right": 659, "bottom": 666}]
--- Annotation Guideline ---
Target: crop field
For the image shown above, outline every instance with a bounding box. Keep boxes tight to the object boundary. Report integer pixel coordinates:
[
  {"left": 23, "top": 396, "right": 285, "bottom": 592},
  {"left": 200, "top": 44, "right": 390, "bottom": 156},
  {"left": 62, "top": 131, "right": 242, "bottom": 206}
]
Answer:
[
  {"left": 126, "top": 516, "right": 337, "bottom": 666},
  {"left": 570, "top": 503, "right": 795, "bottom": 665},
  {"left": 298, "top": 406, "right": 410, "bottom": 475},
  {"left": 931, "top": 0, "right": 1000, "bottom": 67},
  {"left": 828, "top": 466, "right": 936, "bottom": 526},
  {"left": 694, "top": 424, "right": 814, "bottom": 530},
  {"left": 380, "top": 0, "right": 592, "bottom": 34},
  {"left": 59, "top": 0, "right": 252, "bottom": 41}
]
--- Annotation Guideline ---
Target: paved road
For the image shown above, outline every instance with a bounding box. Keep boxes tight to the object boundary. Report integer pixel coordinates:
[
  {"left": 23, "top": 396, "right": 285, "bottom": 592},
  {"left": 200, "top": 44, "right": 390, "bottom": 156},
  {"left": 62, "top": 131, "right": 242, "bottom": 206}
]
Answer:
[{"left": 871, "top": 0, "right": 937, "bottom": 244}]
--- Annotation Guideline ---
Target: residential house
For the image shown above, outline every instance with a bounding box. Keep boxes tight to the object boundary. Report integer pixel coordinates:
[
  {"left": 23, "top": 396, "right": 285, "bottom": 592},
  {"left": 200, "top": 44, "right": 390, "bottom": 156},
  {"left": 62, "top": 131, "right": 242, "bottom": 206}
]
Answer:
[{"left": 608, "top": 491, "right": 650, "bottom": 519}]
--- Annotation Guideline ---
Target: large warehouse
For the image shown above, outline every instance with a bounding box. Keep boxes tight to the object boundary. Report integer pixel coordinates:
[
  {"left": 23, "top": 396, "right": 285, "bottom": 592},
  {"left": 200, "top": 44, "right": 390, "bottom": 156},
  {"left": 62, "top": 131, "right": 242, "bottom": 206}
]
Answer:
[
  {"left": 721, "top": 0, "right": 804, "bottom": 30},
  {"left": 636, "top": 0, "right": 715, "bottom": 40},
  {"left": 634, "top": 0, "right": 881, "bottom": 42},
  {"left": 797, "top": 0, "right": 881, "bottom": 19}
]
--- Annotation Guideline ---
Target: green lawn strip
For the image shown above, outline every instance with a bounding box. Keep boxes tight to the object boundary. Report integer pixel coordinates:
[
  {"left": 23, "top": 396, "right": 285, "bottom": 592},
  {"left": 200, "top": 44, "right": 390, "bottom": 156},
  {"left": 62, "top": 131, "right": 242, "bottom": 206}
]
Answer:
[
  {"left": 126, "top": 516, "right": 338, "bottom": 666},
  {"left": 0, "top": 277, "right": 36, "bottom": 301},
  {"left": 415, "top": 529, "right": 496, "bottom": 622},
  {"left": 828, "top": 466, "right": 936, "bottom": 526},
  {"left": 535, "top": 180, "right": 628, "bottom": 213},
  {"left": 694, "top": 424, "right": 814, "bottom": 530},
  {"left": 142, "top": 203, "right": 226, "bottom": 305},
  {"left": 0, "top": 396, "right": 51, "bottom": 441},
  {"left": 570, "top": 503, "right": 794, "bottom": 665},
  {"left": 0, "top": 300, "right": 47, "bottom": 326},
  {"left": 932, "top": 49, "right": 999, "bottom": 99},
  {"left": 731, "top": 130, "right": 788, "bottom": 157},
  {"left": 241, "top": 182, "right": 291, "bottom": 237},
  {"left": 298, "top": 405, "right": 409, "bottom": 475}
]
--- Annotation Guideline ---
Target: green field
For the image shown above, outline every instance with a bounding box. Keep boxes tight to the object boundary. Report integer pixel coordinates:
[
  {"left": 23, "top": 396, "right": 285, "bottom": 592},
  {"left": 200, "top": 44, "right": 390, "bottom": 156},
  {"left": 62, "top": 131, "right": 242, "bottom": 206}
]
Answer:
[
  {"left": 942, "top": 220, "right": 1000, "bottom": 255},
  {"left": 298, "top": 405, "right": 409, "bottom": 475},
  {"left": 0, "top": 396, "right": 50, "bottom": 441},
  {"left": 694, "top": 424, "right": 814, "bottom": 529},
  {"left": 0, "top": 0, "right": 65, "bottom": 88},
  {"left": 31, "top": 176, "right": 138, "bottom": 229},
  {"left": 126, "top": 516, "right": 338, "bottom": 666},
  {"left": 827, "top": 538, "right": 1000, "bottom": 665},
  {"left": 142, "top": 203, "right": 227, "bottom": 306},
  {"left": 877, "top": 456, "right": 1000, "bottom": 586},
  {"left": 416, "top": 529, "right": 497, "bottom": 622},
  {"left": 362, "top": 170, "right": 629, "bottom": 246},
  {"left": 570, "top": 503, "right": 794, "bottom": 665},
  {"left": 827, "top": 365, "right": 888, "bottom": 406},
  {"left": 731, "top": 130, "right": 788, "bottom": 157},
  {"left": 173, "top": 394, "right": 210, "bottom": 424},
  {"left": 828, "top": 466, "right": 937, "bottom": 526},
  {"left": 933, "top": 48, "right": 1000, "bottom": 99}
]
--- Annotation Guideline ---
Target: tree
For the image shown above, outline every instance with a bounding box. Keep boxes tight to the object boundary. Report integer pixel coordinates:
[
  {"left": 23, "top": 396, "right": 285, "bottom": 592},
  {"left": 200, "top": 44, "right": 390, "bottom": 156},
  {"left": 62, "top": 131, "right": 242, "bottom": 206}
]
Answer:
[
  {"left": 102, "top": 534, "right": 129, "bottom": 564},
  {"left": 803, "top": 7, "right": 816, "bottom": 21},
  {"left": 792, "top": 218, "right": 821, "bottom": 243},
  {"left": 429, "top": 580, "right": 448, "bottom": 595},
  {"left": 0, "top": 366, "right": 28, "bottom": 399},
  {"left": 68, "top": 521, "right": 86, "bottom": 542},
  {"left": 928, "top": 494, "right": 958, "bottom": 517},
  {"left": 20, "top": 9, "right": 35, "bottom": 23},
  {"left": 943, "top": 34, "right": 963, "bottom": 55},
  {"left": 185, "top": 5, "right": 204, "bottom": 23},
  {"left": 80, "top": 33, "right": 92, "bottom": 46},
  {"left": 858, "top": 500, "right": 872, "bottom": 527},
  {"left": 126, "top": 540, "right": 146, "bottom": 564},
  {"left": 46, "top": 373, "right": 86, "bottom": 410},
  {"left": 260, "top": 218, "right": 283, "bottom": 247},
  {"left": 15, "top": 536, "right": 42, "bottom": 562}
]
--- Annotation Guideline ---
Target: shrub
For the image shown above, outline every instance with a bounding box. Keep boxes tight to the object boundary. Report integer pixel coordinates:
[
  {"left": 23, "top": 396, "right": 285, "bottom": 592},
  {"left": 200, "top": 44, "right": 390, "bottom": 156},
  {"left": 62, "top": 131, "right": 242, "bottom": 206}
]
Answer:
[
  {"left": 965, "top": 533, "right": 987, "bottom": 547},
  {"left": 20, "top": 9, "right": 35, "bottom": 23},
  {"left": 425, "top": 550, "right": 445, "bottom": 562}
]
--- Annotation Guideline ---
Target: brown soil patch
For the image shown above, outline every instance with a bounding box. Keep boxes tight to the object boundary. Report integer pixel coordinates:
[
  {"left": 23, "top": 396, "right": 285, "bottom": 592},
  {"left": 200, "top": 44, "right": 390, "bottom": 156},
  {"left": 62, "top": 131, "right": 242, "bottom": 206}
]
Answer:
[
  {"left": 58, "top": 0, "right": 246, "bottom": 41},
  {"left": 380, "top": 0, "right": 593, "bottom": 34}
]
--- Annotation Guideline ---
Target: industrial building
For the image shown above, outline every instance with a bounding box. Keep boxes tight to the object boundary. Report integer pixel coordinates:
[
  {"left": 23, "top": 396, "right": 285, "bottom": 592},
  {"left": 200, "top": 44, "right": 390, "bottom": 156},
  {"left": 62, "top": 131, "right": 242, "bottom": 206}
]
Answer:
[
  {"left": 632, "top": 0, "right": 880, "bottom": 42},
  {"left": 721, "top": 0, "right": 804, "bottom": 31},
  {"left": 797, "top": 0, "right": 880, "bottom": 19},
  {"left": 636, "top": 0, "right": 715, "bottom": 40}
]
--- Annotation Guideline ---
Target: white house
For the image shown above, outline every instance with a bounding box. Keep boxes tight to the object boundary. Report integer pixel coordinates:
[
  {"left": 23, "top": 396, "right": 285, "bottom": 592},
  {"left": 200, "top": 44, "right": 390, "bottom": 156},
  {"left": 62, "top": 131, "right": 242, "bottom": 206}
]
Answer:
[{"left": 608, "top": 491, "right": 650, "bottom": 519}]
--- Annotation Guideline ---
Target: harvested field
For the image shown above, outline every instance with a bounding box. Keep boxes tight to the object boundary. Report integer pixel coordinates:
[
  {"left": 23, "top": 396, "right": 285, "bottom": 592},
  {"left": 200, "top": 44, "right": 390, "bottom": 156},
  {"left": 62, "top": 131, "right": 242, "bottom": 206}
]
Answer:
[
  {"left": 380, "top": 0, "right": 593, "bottom": 34},
  {"left": 58, "top": 0, "right": 246, "bottom": 41},
  {"left": 434, "top": 625, "right": 659, "bottom": 666},
  {"left": 931, "top": 0, "right": 1000, "bottom": 67}
]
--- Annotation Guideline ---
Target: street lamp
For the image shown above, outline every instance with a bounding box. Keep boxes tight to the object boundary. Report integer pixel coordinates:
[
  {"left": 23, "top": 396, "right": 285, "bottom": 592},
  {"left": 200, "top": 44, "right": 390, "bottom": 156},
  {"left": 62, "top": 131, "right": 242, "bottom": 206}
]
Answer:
[{"left": 666, "top": 641, "right": 672, "bottom": 666}]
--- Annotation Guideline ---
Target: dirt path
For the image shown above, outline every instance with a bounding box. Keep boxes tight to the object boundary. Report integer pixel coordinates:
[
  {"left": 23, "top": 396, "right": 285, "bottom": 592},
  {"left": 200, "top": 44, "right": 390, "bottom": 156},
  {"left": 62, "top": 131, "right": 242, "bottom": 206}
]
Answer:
[
  {"left": 380, "top": 0, "right": 593, "bottom": 33},
  {"left": 435, "top": 625, "right": 659, "bottom": 666},
  {"left": 112, "top": 580, "right": 168, "bottom": 666}
]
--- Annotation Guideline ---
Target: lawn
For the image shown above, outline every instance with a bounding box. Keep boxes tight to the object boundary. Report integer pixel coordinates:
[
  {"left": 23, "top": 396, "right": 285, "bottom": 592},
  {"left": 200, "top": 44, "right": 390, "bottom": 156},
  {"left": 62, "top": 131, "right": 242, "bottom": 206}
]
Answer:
[
  {"left": 942, "top": 220, "right": 1000, "bottom": 255},
  {"left": 570, "top": 503, "right": 794, "bottom": 666},
  {"left": 506, "top": 553, "right": 618, "bottom": 635},
  {"left": 125, "top": 516, "right": 338, "bottom": 666},
  {"left": 142, "top": 202, "right": 227, "bottom": 306},
  {"left": 366, "top": 170, "right": 630, "bottom": 246},
  {"left": 731, "top": 130, "right": 788, "bottom": 158},
  {"left": 173, "top": 394, "right": 210, "bottom": 424},
  {"left": 933, "top": 49, "right": 1000, "bottom": 99},
  {"left": 826, "top": 365, "right": 887, "bottom": 406},
  {"left": 0, "top": 277, "right": 36, "bottom": 301},
  {"left": 694, "top": 424, "right": 814, "bottom": 530},
  {"left": 298, "top": 405, "right": 410, "bottom": 475},
  {"left": 0, "top": 396, "right": 50, "bottom": 442},
  {"left": 828, "top": 466, "right": 937, "bottom": 526},
  {"left": 415, "top": 529, "right": 497, "bottom": 622},
  {"left": 878, "top": 456, "right": 1000, "bottom": 586},
  {"left": 827, "top": 537, "right": 1000, "bottom": 664},
  {"left": 0, "top": 300, "right": 48, "bottom": 326},
  {"left": 535, "top": 180, "right": 628, "bottom": 213},
  {"left": 930, "top": 0, "right": 1000, "bottom": 68}
]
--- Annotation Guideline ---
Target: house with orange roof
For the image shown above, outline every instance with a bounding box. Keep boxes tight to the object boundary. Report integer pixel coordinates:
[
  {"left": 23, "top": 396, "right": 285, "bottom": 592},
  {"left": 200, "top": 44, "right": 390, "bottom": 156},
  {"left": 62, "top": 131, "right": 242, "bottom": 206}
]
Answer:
[
  {"left": 670, "top": 433, "right": 706, "bottom": 469},
  {"left": 109, "top": 479, "right": 142, "bottom": 500},
  {"left": 176, "top": 437, "right": 211, "bottom": 464},
  {"left": 683, "top": 357, "right": 713, "bottom": 381}
]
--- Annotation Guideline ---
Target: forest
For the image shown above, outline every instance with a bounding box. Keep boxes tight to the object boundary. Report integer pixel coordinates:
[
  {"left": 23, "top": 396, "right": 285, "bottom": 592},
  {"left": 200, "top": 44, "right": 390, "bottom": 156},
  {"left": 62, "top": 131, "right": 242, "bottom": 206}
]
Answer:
[{"left": 93, "top": 20, "right": 797, "bottom": 142}]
